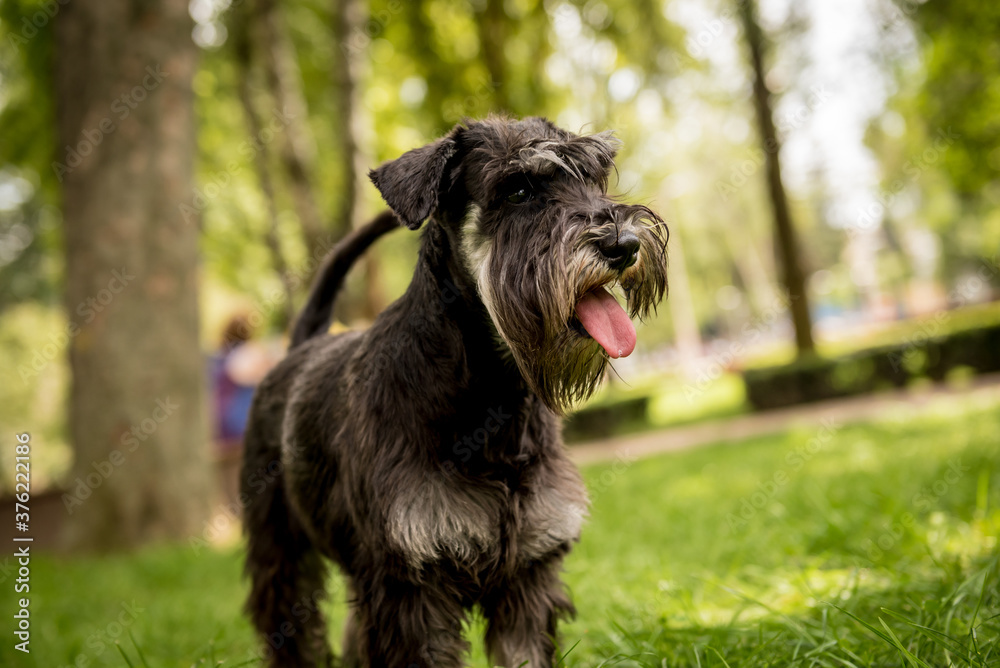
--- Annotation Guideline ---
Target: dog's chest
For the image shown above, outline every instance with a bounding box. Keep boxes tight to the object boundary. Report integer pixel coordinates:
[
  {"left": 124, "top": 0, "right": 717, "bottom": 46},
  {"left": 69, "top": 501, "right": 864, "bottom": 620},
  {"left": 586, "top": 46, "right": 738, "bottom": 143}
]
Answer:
[
  {"left": 386, "top": 465, "right": 588, "bottom": 569},
  {"left": 514, "top": 478, "right": 588, "bottom": 561}
]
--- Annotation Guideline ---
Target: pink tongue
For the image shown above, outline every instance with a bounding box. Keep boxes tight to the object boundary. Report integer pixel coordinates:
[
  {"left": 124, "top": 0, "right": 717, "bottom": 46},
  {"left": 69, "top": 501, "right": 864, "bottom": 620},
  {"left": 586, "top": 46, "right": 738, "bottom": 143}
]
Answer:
[{"left": 575, "top": 287, "right": 637, "bottom": 359}]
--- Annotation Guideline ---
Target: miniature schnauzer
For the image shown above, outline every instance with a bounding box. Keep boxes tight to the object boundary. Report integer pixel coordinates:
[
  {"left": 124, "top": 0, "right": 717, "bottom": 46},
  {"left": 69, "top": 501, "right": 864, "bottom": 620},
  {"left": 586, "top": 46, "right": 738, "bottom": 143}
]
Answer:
[{"left": 241, "top": 116, "right": 669, "bottom": 667}]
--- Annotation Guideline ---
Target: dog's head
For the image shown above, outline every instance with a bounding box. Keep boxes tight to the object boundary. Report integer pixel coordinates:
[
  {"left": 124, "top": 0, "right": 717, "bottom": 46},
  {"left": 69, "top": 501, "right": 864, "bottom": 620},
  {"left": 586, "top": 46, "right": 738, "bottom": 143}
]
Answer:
[{"left": 371, "top": 116, "right": 668, "bottom": 412}]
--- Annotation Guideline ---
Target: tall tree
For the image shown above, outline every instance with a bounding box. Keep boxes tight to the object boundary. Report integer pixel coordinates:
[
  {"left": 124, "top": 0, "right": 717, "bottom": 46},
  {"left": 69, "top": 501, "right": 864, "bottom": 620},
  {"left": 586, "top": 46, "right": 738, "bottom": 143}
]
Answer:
[
  {"left": 401, "top": 0, "right": 459, "bottom": 135},
  {"left": 477, "top": 0, "right": 511, "bottom": 112},
  {"left": 256, "top": 0, "right": 327, "bottom": 259},
  {"left": 56, "top": 0, "right": 211, "bottom": 548},
  {"left": 332, "top": 0, "right": 385, "bottom": 320},
  {"left": 663, "top": 226, "right": 703, "bottom": 374},
  {"left": 331, "top": 0, "right": 367, "bottom": 241},
  {"left": 737, "top": 0, "right": 815, "bottom": 355},
  {"left": 233, "top": 2, "right": 296, "bottom": 327}
]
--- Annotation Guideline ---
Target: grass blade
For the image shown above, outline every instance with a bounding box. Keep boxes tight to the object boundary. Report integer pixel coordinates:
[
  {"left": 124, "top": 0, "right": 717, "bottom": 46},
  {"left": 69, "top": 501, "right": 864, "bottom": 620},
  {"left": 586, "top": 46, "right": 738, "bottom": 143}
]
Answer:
[
  {"left": 876, "top": 617, "right": 933, "bottom": 668},
  {"left": 705, "top": 646, "right": 732, "bottom": 668},
  {"left": 557, "top": 639, "right": 581, "bottom": 667},
  {"left": 879, "top": 607, "right": 973, "bottom": 663},
  {"left": 127, "top": 630, "right": 150, "bottom": 668},
  {"left": 115, "top": 642, "right": 136, "bottom": 668}
]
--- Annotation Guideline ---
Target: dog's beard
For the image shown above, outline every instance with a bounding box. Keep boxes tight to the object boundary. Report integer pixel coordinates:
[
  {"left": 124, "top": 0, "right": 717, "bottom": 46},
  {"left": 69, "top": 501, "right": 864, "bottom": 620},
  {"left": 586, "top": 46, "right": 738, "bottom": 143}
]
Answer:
[
  {"left": 465, "top": 207, "right": 668, "bottom": 413},
  {"left": 521, "top": 328, "right": 609, "bottom": 413}
]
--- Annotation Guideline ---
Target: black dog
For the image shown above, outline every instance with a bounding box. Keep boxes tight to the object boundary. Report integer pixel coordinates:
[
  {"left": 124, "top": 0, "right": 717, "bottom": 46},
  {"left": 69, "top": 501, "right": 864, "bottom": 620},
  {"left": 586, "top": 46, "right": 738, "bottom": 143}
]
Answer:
[{"left": 241, "top": 116, "right": 669, "bottom": 667}]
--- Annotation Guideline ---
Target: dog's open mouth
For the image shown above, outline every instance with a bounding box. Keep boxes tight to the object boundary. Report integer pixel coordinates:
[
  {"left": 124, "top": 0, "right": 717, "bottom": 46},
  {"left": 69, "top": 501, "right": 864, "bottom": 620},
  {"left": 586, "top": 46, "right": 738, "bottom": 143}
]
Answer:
[{"left": 574, "top": 286, "right": 636, "bottom": 359}]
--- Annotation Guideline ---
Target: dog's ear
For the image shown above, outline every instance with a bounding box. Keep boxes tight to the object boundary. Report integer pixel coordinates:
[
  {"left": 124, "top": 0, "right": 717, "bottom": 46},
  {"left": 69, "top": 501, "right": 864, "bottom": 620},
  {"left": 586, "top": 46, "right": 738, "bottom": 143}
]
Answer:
[{"left": 369, "top": 135, "right": 458, "bottom": 230}]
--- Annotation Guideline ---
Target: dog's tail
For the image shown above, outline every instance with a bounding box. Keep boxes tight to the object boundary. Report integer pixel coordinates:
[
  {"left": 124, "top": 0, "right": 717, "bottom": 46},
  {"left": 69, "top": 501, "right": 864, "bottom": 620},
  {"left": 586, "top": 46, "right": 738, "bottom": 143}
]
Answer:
[{"left": 289, "top": 210, "right": 398, "bottom": 349}]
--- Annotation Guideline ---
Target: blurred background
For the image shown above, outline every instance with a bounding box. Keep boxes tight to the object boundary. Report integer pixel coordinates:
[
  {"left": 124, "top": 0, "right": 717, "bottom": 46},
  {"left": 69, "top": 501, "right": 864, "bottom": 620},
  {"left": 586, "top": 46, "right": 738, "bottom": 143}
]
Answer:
[{"left": 0, "top": 0, "right": 998, "bottom": 665}]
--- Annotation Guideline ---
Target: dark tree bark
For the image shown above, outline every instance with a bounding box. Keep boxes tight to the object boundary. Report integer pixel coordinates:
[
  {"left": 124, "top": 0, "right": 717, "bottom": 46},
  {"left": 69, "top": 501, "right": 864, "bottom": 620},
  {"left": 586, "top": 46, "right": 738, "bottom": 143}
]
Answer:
[
  {"left": 255, "top": 0, "right": 326, "bottom": 259},
  {"left": 721, "top": 221, "right": 779, "bottom": 315},
  {"left": 737, "top": 0, "right": 815, "bottom": 355},
  {"left": 55, "top": 0, "right": 212, "bottom": 549},
  {"left": 233, "top": 5, "right": 296, "bottom": 327},
  {"left": 331, "top": 0, "right": 366, "bottom": 241},
  {"left": 332, "top": 0, "right": 385, "bottom": 321},
  {"left": 402, "top": 0, "right": 453, "bottom": 133},
  {"left": 477, "top": 0, "right": 510, "bottom": 112}
]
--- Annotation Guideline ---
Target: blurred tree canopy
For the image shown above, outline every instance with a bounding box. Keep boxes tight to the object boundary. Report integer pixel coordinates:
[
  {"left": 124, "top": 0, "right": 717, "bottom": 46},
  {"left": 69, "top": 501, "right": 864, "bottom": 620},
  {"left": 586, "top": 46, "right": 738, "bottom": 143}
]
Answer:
[
  {"left": 903, "top": 0, "right": 1000, "bottom": 198},
  {"left": 0, "top": 0, "right": 998, "bottom": 437},
  {"left": 862, "top": 0, "right": 1000, "bottom": 287},
  {"left": 0, "top": 0, "right": 59, "bottom": 307}
]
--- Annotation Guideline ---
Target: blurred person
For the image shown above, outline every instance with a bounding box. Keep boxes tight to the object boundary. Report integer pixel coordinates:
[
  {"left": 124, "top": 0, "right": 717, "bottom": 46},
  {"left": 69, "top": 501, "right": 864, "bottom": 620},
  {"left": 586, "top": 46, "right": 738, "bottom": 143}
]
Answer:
[{"left": 209, "top": 313, "right": 274, "bottom": 506}]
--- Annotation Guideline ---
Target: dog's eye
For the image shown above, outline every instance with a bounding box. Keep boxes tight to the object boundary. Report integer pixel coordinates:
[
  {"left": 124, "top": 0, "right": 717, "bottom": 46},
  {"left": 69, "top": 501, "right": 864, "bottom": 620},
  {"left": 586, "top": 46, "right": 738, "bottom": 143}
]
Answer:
[{"left": 506, "top": 187, "right": 532, "bottom": 205}]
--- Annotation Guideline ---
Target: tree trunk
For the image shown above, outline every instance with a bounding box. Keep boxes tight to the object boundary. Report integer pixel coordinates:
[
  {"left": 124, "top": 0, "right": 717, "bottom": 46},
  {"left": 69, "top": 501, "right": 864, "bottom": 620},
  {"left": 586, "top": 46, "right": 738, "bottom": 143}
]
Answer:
[
  {"left": 663, "top": 223, "right": 703, "bottom": 375},
  {"left": 331, "top": 0, "right": 367, "bottom": 240},
  {"left": 332, "top": 0, "right": 384, "bottom": 321},
  {"left": 477, "top": 0, "right": 510, "bottom": 112},
  {"left": 721, "top": 221, "right": 779, "bottom": 315},
  {"left": 55, "top": 0, "right": 211, "bottom": 549},
  {"left": 255, "top": 0, "right": 326, "bottom": 259},
  {"left": 234, "top": 5, "right": 296, "bottom": 328},
  {"left": 403, "top": 0, "right": 453, "bottom": 133},
  {"left": 737, "top": 0, "right": 815, "bottom": 355}
]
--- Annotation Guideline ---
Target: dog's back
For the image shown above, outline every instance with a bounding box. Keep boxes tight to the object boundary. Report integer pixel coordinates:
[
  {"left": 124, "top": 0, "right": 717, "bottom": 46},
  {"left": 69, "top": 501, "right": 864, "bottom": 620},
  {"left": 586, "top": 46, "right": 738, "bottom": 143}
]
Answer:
[{"left": 240, "top": 213, "right": 397, "bottom": 667}]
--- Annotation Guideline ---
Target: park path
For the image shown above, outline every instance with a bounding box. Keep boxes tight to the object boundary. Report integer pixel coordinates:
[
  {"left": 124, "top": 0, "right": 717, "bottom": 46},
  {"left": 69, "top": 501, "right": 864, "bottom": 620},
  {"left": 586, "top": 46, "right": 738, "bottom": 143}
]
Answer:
[{"left": 568, "top": 373, "right": 1000, "bottom": 466}]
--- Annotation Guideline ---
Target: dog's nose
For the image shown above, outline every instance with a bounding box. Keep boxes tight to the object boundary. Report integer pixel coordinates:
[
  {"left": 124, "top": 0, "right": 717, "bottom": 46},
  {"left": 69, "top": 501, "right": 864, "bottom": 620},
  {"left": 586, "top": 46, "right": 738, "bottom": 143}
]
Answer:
[{"left": 597, "top": 230, "right": 640, "bottom": 271}]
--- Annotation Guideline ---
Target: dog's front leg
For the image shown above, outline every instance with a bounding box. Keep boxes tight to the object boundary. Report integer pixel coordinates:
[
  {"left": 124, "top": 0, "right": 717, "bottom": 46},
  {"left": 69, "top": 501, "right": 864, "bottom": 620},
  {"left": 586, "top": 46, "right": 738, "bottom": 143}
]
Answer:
[
  {"left": 482, "top": 560, "right": 575, "bottom": 668},
  {"left": 346, "top": 575, "right": 469, "bottom": 668}
]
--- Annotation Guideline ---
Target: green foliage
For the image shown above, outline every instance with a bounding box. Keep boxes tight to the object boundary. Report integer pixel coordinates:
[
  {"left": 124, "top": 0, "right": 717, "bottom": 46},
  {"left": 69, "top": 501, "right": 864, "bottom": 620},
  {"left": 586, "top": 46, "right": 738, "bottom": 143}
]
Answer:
[
  {"left": 866, "top": 0, "right": 1000, "bottom": 281},
  {"left": 904, "top": 1, "right": 1000, "bottom": 197},
  {"left": 0, "top": 0, "right": 61, "bottom": 307}
]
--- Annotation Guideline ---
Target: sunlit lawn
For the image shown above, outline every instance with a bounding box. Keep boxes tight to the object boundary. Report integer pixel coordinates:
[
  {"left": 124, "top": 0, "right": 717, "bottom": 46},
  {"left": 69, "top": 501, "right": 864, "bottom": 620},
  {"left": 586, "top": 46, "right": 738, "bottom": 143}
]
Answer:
[{"left": 8, "top": 392, "right": 999, "bottom": 667}]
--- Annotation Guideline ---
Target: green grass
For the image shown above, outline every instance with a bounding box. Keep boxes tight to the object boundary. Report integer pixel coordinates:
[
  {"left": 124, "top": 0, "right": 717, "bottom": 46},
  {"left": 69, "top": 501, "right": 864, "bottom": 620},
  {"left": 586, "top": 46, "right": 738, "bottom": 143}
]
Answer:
[{"left": 6, "top": 394, "right": 999, "bottom": 667}]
